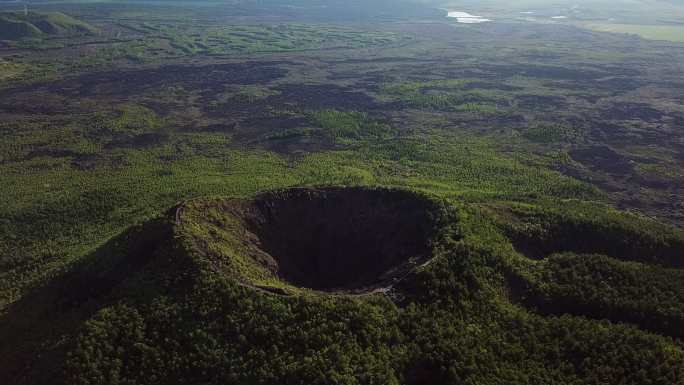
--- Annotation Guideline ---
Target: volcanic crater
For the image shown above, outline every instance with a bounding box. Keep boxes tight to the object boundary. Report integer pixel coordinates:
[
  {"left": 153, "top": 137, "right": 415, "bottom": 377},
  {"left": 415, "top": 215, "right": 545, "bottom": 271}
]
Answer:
[{"left": 179, "top": 187, "right": 453, "bottom": 293}]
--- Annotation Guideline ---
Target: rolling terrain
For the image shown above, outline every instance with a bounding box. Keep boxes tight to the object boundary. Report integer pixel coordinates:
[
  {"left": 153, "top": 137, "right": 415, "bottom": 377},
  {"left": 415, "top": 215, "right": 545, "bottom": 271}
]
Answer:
[
  {"left": 0, "top": 11, "right": 96, "bottom": 40},
  {"left": 1, "top": 1, "right": 683, "bottom": 384}
]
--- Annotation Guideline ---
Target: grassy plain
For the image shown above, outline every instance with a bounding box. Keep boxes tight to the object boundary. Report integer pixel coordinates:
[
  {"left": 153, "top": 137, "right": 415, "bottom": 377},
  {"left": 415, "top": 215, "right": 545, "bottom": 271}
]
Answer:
[{"left": 584, "top": 23, "right": 684, "bottom": 42}]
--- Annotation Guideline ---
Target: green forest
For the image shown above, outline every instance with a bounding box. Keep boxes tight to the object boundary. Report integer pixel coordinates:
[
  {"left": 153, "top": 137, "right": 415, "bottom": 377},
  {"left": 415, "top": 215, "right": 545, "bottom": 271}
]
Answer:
[{"left": 1, "top": 0, "right": 684, "bottom": 384}]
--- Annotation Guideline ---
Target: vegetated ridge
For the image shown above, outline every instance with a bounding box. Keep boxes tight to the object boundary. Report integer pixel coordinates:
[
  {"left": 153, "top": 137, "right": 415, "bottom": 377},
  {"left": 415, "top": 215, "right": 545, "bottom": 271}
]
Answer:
[{"left": 0, "top": 12, "right": 97, "bottom": 40}]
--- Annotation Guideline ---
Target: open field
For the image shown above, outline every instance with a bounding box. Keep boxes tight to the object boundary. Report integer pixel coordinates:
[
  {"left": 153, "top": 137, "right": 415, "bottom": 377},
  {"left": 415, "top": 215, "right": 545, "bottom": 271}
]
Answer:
[{"left": 584, "top": 23, "right": 684, "bottom": 42}]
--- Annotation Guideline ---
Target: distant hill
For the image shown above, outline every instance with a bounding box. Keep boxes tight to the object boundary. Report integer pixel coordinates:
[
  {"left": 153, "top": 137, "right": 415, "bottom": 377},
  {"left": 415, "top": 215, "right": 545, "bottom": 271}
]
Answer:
[{"left": 0, "top": 11, "right": 97, "bottom": 40}]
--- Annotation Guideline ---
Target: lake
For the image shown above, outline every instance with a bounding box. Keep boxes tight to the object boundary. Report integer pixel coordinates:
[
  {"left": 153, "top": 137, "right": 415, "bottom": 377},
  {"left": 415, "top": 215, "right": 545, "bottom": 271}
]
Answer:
[{"left": 446, "top": 11, "right": 492, "bottom": 24}]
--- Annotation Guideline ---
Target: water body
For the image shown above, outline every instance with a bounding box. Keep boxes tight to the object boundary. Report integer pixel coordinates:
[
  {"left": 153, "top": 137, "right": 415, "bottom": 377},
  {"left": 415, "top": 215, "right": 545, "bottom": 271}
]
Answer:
[
  {"left": 447, "top": 11, "right": 492, "bottom": 24},
  {"left": 551, "top": 16, "right": 568, "bottom": 19}
]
